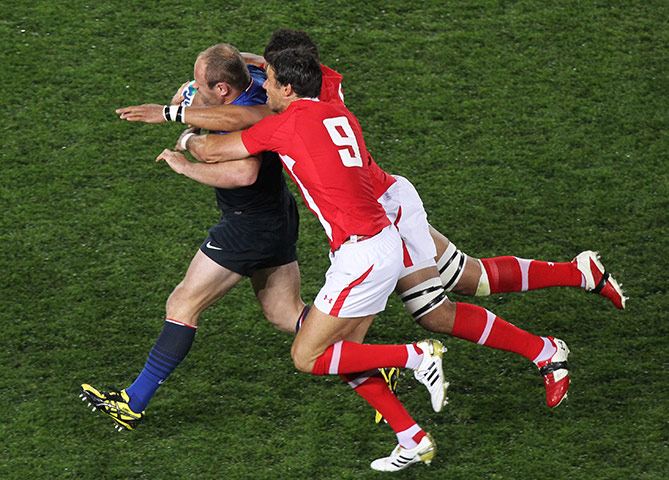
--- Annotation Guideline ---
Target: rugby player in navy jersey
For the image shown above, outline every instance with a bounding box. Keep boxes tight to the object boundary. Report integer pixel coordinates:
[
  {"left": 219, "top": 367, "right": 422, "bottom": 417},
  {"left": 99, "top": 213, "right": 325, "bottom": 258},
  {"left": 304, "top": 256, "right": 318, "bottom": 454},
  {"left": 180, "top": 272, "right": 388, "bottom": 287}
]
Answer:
[{"left": 81, "top": 43, "right": 307, "bottom": 431}]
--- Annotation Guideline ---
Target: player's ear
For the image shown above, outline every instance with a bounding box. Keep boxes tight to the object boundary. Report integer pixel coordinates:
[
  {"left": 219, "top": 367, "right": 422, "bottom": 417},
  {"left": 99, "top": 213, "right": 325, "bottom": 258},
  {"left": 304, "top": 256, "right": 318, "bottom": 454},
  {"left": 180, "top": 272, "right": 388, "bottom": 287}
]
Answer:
[{"left": 216, "top": 82, "right": 230, "bottom": 98}]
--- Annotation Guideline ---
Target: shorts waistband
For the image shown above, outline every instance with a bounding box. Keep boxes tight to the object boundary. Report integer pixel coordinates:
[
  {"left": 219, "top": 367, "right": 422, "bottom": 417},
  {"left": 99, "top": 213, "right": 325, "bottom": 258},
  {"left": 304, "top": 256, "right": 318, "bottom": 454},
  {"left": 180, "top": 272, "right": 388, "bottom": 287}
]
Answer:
[{"left": 343, "top": 234, "right": 376, "bottom": 244}]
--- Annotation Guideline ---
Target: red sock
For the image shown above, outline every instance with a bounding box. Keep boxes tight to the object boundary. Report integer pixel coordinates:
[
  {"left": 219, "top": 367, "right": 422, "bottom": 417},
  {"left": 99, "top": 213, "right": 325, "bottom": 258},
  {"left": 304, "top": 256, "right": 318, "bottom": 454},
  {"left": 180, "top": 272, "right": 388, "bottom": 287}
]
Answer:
[
  {"left": 341, "top": 372, "right": 425, "bottom": 448},
  {"left": 451, "top": 302, "right": 545, "bottom": 362},
  {"left": 482, "top": 256, "right": 583, "bottom": 293},
  {"left": 312, "top": 341, "right": 420, "bottom": 375}
]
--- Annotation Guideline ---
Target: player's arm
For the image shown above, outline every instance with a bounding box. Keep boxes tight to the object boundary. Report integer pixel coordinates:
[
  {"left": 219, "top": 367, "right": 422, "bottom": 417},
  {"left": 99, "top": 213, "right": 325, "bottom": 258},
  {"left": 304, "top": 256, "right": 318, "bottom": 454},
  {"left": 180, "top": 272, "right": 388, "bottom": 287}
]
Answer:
[
  {"left": 240, "top": 52, "right": 265, "bottom": 68},
  {"left": 178, "top": 129, "right": 252, "bottom": 164},
  {"left": 156, "top": 149, "right": 260, "bottom": 188},
  {"left": 116, "top": 103, "right": 273, "bottom": 131},
  {"left": 184, "top": 104, "right": 273, "bottom": 131}
]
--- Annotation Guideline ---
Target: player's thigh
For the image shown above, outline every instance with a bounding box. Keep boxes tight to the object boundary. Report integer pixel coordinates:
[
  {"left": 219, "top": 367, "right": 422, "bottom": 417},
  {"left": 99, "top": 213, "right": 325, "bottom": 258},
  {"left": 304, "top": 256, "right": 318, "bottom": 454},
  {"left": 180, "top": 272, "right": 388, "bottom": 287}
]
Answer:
[
  {"left": 344, "top": 316, "right": 374, "bottom": 343},
  {"left": 291, "top": 306, "right": 373, "bottom": 372},
  {"left": 167, "top": 250, "right": 243, "bottom": 318},
  {"left": 251, "top": 261, "right": 304, "bottom": 333}
]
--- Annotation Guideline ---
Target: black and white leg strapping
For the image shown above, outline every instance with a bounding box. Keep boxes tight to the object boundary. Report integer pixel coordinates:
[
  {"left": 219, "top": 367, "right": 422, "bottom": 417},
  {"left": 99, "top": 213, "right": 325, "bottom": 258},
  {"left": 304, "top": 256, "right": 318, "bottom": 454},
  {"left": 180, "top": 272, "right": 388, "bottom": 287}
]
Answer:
[
  {"left": 399, "top": 277, "right": 448, "bottom": 320},
  {"left": 436, "top": 241, "right": 491, "bottom": 296},
  {"left": 437, "top": 242, "right": 467, "bottom": 291}
]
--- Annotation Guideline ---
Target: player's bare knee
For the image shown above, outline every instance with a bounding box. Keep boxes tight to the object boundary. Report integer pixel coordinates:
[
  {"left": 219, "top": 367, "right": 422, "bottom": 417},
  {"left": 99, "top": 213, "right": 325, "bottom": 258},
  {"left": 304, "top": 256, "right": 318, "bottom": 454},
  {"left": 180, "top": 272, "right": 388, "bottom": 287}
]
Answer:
[
  {"left": 165, "top": 282, "right": 185, "bottom": 312},
  {"left": 449, "top": 257, "right": 487, "bottom": 296},
  {"left": 292, "top": 357, "right": 314, "bottom": 373},
  {"left": 165, "top": 283, "right": 201, "bottom": 326},
  {"left": 290, "top": 343, "right": 315, "bottom": 373}
]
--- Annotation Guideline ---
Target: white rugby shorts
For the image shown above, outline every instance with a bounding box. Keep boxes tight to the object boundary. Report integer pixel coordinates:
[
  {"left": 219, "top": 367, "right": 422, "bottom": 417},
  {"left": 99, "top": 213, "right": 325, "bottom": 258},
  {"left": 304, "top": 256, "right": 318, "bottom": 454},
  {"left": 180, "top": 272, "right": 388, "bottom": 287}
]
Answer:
[
  {"left": 314, "top": 225, "right": 403, "bottom": 318},
  {"left": 378, "top": 175, "right": 437, "bottom": 278}
]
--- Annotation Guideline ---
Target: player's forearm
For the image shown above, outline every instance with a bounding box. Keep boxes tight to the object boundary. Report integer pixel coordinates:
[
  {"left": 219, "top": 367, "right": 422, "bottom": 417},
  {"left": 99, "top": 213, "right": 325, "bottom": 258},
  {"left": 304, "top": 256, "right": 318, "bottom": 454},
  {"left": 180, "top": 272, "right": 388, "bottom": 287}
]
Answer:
[
  {"left": 185, "top": 131, "right": 251, "bottom": 164},
  {"left": 183, "top": 104, "right": 273, "bottom": 131},
  {"left": 181, "top": 158, "right": 260, "bottom": 188}
]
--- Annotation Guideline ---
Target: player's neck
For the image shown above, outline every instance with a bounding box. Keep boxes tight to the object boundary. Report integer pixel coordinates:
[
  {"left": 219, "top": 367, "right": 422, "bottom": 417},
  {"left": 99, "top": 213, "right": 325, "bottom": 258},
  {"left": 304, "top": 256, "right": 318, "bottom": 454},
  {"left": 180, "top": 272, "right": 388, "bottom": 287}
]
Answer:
[
  {"left": 223, "top": 88, "right": 244, "bottom": 105},
  {"left": 283, "top": 94, "right": 310, "bottom": 110}
]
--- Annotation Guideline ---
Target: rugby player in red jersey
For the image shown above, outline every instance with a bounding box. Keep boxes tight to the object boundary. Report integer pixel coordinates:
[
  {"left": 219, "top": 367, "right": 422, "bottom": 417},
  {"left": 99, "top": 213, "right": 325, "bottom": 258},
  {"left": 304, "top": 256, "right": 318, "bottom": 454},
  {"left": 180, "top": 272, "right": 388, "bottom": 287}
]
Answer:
[{"left": 159, "top": 47, "right": 449, "bottom": 471}]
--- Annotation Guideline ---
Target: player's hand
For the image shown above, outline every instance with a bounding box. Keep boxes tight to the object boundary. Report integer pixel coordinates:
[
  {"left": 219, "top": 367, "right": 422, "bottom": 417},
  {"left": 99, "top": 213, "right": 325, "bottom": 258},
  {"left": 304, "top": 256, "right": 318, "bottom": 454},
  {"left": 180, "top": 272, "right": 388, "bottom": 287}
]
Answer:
[
  {"left": 116, "top": 104, "right": 165, "bottom": 123},
  {"left": 156, "top": 149, "right": 190, "bottom": 175},
  {"left": 170, "top": 81, "right": 191, "bottom": 105}
]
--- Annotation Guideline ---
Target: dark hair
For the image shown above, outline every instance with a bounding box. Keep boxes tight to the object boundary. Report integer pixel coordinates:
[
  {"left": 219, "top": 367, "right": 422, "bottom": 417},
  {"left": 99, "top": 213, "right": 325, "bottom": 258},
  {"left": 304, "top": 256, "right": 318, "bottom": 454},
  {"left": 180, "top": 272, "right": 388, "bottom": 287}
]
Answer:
[
  {"left": 197, "top": 43, "right": 250, "bottom": 91},
  {"left": 267, "top": 48, "right": 322, "bottom": 99},
  {"left": 263, "top": 29, "right": 319, "bottom": 60}
]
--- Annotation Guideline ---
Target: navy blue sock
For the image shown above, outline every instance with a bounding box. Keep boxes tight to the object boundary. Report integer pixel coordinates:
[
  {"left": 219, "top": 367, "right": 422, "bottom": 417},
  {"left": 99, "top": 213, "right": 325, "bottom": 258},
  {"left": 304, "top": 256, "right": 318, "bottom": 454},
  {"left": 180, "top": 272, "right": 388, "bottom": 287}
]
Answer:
[{"left": 125, "top": 319, "right": 197, "bottom": 412}]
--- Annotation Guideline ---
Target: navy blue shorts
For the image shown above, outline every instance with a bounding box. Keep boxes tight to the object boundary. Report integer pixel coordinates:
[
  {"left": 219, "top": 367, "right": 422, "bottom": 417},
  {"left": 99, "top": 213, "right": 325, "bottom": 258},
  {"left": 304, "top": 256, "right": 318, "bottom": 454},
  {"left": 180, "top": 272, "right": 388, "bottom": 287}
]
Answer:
[{"left": 200, "top": 194, "right": 299, "bottom": 277}]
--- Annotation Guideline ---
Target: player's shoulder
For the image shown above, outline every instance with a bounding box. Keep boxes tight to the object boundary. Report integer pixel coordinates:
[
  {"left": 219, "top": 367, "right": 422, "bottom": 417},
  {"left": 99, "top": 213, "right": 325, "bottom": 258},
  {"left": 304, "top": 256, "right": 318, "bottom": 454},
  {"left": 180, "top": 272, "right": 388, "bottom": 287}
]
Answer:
[
  {"left": 233, "top": 65, "right": 268, "bottom": 107},
  {"left": 291, "top": 98, "right": 338, "bottom": 116},
  {"left": 248, "top": 64, "right": 267, "bottom": 82},
  {"left": 320, "top": 64, "right": 342, "bottom": 79}
]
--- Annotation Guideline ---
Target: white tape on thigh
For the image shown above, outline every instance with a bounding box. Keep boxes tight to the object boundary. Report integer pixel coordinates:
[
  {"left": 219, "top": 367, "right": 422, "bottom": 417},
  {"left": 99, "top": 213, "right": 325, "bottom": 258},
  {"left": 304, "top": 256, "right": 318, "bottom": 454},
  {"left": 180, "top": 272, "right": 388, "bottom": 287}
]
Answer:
[
  {"left": 437, "top": 242, "right": 467, "bottom": 291},
  {"left": 399, "top": 277, "right": 448, "bottom": 320}
]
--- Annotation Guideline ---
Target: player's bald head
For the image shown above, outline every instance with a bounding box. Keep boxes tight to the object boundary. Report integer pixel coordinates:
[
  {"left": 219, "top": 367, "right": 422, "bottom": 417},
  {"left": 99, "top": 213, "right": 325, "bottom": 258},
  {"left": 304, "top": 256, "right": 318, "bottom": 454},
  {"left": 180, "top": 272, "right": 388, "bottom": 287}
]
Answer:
[{"left": 197, "top": 43, "right": 250, "bottom": 91}]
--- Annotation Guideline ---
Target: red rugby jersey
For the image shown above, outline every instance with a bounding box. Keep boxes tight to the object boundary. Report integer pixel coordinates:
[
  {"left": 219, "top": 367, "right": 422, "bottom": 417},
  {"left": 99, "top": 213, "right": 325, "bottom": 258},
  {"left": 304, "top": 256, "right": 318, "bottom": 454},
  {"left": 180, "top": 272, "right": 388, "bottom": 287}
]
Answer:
[{"left": 241, "top": 98, "right": 390, "bottom": 250}]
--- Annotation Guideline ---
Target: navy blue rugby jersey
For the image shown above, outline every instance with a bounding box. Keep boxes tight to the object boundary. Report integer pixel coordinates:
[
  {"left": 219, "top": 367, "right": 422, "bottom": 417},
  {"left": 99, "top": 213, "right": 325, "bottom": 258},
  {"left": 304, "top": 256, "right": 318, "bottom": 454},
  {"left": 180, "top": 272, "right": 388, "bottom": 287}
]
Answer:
[{"left": 212, "top": 65, "right": 289, "bottom": 214}]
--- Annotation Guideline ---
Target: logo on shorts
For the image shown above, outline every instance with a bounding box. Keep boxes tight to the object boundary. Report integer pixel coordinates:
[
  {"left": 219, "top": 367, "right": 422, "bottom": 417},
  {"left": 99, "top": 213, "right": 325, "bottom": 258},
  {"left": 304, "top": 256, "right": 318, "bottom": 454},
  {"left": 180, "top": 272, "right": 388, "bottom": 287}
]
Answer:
[
  {"left": 323, "top": 295, "right": 334, "bottom": 304},
  {"left": 206, "top": 241, "right": 223, "bottom": 251}
]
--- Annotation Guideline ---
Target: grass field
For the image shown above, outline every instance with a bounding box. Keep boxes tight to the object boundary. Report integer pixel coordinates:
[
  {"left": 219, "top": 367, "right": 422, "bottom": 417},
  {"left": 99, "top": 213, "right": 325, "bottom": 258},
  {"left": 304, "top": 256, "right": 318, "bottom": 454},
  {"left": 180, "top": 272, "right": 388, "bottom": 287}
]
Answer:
[{"left": 1, "top": 1, "right": 667, "bottom": 478}]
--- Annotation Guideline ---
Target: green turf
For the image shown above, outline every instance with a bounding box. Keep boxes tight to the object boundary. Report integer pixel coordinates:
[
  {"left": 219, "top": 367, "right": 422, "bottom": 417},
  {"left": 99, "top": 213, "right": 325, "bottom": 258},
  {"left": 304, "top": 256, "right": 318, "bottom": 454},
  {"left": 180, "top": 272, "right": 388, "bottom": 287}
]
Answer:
[{"left": 1, "top": 1, "right": 667, "bottom": 478}]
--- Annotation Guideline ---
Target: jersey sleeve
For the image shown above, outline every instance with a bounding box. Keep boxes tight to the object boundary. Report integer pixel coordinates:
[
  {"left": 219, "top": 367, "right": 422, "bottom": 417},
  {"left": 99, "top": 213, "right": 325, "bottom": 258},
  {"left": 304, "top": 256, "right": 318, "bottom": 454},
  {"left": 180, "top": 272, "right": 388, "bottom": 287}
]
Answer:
[
  {"left": 241, "top": 104, "right": 297, "bottom": 157},
  {"left": 241, "top": 115, "right": 281, "bottom": 155}
]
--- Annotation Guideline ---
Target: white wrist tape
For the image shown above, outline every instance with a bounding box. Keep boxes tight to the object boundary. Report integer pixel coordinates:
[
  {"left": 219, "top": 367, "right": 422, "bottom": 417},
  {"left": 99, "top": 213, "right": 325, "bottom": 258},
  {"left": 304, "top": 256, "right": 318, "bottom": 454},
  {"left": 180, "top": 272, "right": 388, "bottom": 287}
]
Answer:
[
  {"left": 170, "top": 105, "right": 180, "bottom": 122},
  {"left": 180, "top": 132, "right": 196, "bottom": 151},
  {"left": 163, "top": 105, "right": 185, "bottom": 123}
]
